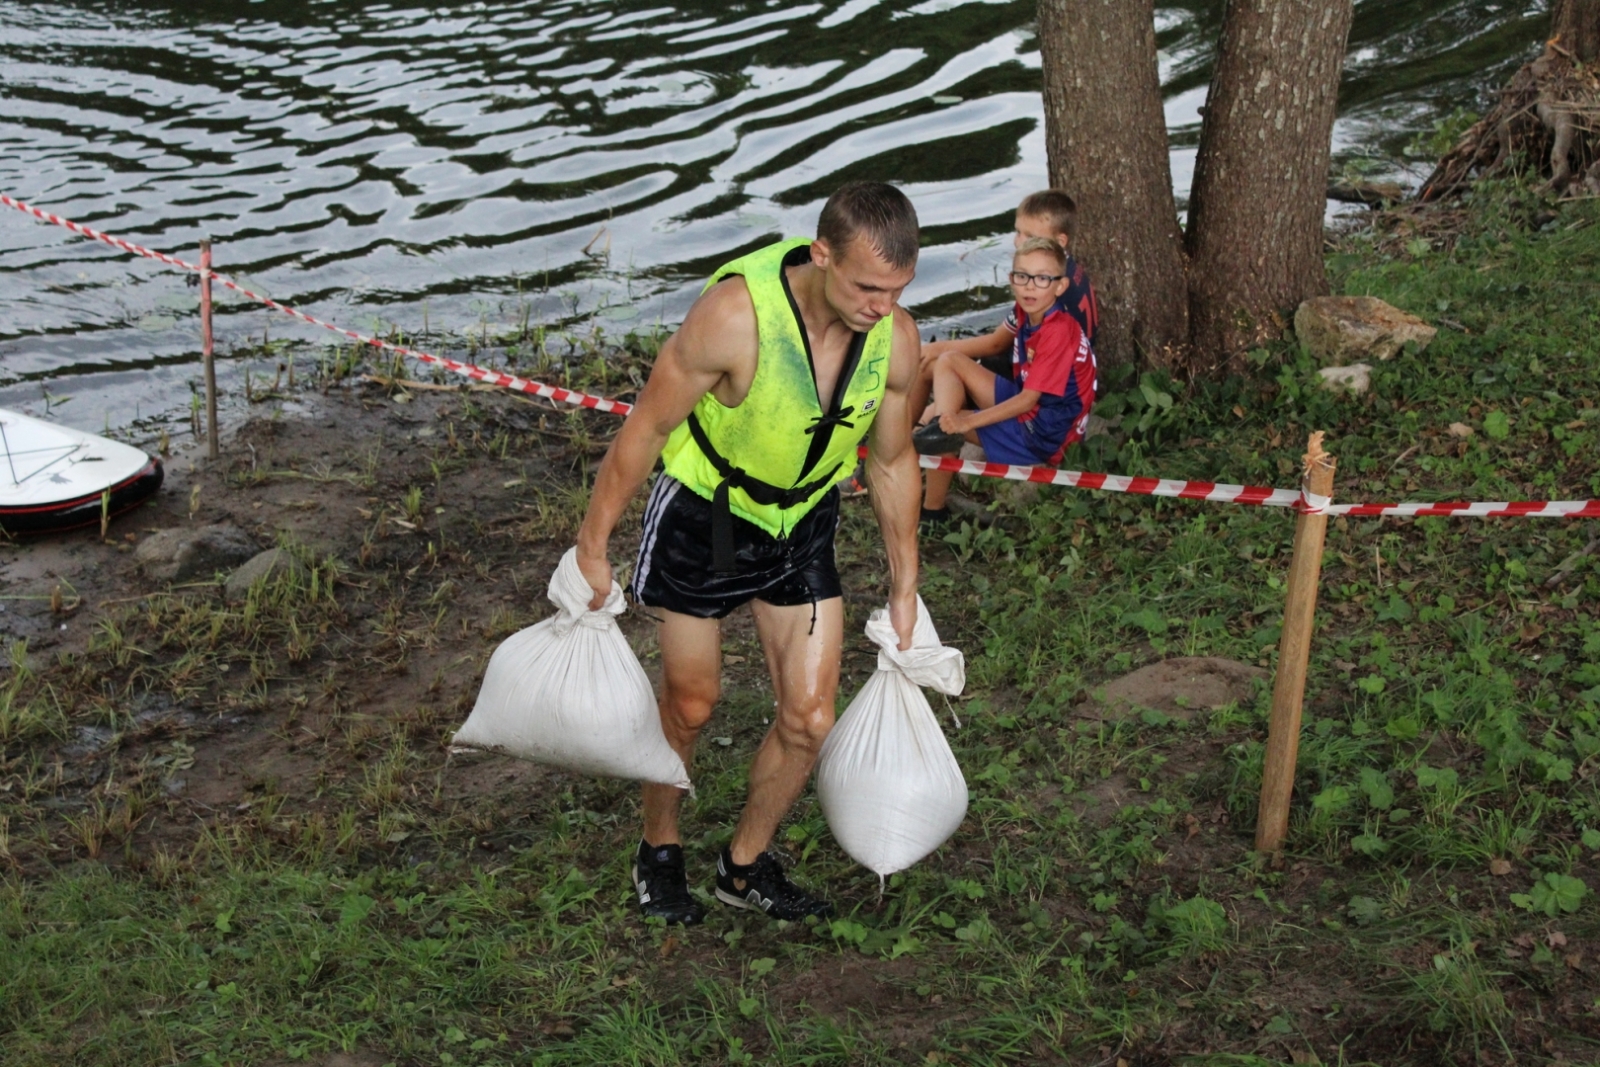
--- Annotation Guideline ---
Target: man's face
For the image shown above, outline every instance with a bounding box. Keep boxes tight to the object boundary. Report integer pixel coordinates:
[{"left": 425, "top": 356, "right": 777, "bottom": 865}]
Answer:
[
  {"left": 811, "top": 237, "right": 916, "bottom": 333},
  {"left": 1014, "top": 211, "right": 1069, "bottom": 252}
]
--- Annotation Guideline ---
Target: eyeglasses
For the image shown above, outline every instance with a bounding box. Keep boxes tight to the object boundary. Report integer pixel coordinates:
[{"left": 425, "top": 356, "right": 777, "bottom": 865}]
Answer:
[{"left": 1009, "top": 270, "right": 1065, "bottom": 288}]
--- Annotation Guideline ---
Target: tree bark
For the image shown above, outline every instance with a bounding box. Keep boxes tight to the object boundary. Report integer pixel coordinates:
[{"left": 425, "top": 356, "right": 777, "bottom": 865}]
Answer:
[
  {"left": 1551, "top": 0, "right": 1600, "bottom": 62},
  {"left": 1184, "top": 0, "right": 1355, "bottom": 371},
  {"left": 1039, "top": 0, "right": 1188, "bottom": 370}
]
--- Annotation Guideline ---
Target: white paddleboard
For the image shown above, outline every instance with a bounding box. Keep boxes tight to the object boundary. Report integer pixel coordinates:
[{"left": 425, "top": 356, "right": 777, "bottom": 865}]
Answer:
[{"left": 0, "top": 407, "right": 163, "bottom": 535}]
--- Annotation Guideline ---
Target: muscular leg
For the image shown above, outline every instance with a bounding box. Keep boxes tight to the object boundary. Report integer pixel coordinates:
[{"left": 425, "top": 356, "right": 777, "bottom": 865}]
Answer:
[
  {"left": 641, "top": 609, "right": 722, "bottom": 846},
  {"left": 727, "top": 596, "right": 844, "bottom": 865}
]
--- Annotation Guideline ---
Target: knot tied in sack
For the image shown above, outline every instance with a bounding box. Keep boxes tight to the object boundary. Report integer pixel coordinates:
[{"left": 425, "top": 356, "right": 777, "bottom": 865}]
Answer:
[
  {"left": 864, "top": 596, "right": 965, "bottom": 696},
  {"left": 546, "top": 546, "right": 627, "bottom": 634}
]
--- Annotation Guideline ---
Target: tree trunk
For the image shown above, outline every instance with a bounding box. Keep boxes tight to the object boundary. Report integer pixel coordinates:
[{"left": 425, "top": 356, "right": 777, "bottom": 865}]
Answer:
[
  {"left": 1184, "top": 0, "right": 1354, "bottom": 371},
  {"left": 1039, "top": 0, "right": 1188, "bottom": 370},
  {"left": 1551, "top": 0, "right": 1600, "bottom": 62}
]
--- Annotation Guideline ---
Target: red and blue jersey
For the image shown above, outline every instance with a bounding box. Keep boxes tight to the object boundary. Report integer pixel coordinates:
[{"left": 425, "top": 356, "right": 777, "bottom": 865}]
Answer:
[
  {"left": 1010, "top": 302, "right": 1097, "bottom": 464},
  {"left": 1003, "top": 253, "right": 1098, "bottom": 349}
]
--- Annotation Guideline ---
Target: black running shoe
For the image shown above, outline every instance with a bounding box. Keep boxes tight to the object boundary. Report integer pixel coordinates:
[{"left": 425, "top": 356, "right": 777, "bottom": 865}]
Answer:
[
  {"left": 919, "top": 505, "right": 952, "bottom": 529},
  {"left": 714, "top": 848, "right": 834, "bottom": 920},
  {"left": 632, "top": 840, "right": 706, "bottom": 926},
  {"left": 912, "top": 421, "right": 965, "bottom": 456}
]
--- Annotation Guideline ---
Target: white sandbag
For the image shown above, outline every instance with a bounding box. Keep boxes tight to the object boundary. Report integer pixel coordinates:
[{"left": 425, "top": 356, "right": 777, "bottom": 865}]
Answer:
[
  {"left": 815, "top": 597, "right": 967, "bottom": 878},
  {"left": 452, "top": 547, "right": 690, "bottom": 788}
]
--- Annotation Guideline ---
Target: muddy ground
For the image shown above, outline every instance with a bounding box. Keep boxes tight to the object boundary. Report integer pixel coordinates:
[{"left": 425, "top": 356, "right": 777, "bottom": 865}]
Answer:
[
  {"left": 0, "top": 377, "right": 1261, "bottom": 856},
  {"left": 1, "top": 376, "right": 957, "bottom": 863}
]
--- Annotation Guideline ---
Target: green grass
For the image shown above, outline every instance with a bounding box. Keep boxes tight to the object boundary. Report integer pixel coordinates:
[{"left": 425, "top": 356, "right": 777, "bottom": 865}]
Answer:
[{"left": 3, "top": 185, "right": 1599, "bottom": 1065}]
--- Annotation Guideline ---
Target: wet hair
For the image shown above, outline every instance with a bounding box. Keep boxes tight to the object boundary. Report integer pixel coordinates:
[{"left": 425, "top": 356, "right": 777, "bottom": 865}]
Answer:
[
  {"left": 1014, "top": 236, "right": 1067, "bottom": 272},
  {"left": 817, "top": 181, "right": 920, "bottom": 270},
  {"left": 1017, "top": 189, "right": 1078, "bottom": 241}
]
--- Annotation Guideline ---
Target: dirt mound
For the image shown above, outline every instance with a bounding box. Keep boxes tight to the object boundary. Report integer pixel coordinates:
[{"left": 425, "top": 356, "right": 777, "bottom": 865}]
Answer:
[{"left": 1079, "top": 656, "right": 1267, "bottom": 721}]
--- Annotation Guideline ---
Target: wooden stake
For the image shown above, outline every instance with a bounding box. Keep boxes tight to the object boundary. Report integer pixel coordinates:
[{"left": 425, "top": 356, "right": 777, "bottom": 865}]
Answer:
[
  {"left": 201, "top": 238, "right": 219, "bottom": 461},
  {"left": 1256, "top": 432, "right": 1337, "bottom": 854}
]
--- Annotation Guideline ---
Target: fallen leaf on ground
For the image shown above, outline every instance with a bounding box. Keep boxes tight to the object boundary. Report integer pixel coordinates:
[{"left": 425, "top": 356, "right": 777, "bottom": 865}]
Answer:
[
  {"left": 1490, "top": 858, "right": 1512, "bottom": 876},
  {"left": 1448, "top": 422, "right": 1474, "bottom": 437}
]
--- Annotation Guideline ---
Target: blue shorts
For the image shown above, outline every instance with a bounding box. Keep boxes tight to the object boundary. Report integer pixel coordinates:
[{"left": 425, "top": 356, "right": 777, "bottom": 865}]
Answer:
[{"left": 974, "top": 376, "right": 1054, "bottom": 466}]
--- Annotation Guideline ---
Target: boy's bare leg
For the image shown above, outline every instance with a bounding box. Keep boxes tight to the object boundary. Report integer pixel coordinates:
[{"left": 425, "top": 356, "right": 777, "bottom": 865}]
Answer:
[
  {"left": 931, "top": 351, "right": 998, "bottom": 413},
  {"left": 923, "top": 467, "right": 957, "bottom": 511},
  {"left": 641, "top": 609, "right": 722, "bottom": 847},
  {"left": 923, "top": 353, "right": 1000, "bottom": 511},
  {"left": 727, "top": 596, "right": 844, "bottom": 865}
]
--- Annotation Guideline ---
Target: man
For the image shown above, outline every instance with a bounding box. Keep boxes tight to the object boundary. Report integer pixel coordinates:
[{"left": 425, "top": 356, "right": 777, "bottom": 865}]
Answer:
[{"left": 574, "top": 182, "right": 923, "bottom": 925}]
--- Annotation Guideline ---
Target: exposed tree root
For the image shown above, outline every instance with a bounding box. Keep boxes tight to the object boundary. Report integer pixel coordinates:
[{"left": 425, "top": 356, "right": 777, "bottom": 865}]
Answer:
[{"left": 1422, "top": 41, "right": 1600, "bottom": 200}]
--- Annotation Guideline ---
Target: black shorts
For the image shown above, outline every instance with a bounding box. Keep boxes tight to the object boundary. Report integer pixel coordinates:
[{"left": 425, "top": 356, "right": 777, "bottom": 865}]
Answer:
[
  {"left": 630, "top": 475, "right": 842, "bottom": 619},
  {"left": 978, "top": 353, "right": 1014, "bottom": 380}
]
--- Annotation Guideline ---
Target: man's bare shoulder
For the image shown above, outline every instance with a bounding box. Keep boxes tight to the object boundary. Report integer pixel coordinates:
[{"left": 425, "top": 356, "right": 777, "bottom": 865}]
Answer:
[
  {"left": 672, "top": 276, "right": 758, "bottom": 373},
  {"left": 885, "top": 304, "right": 921, "bottom": 388},
  {"left": 890, "top": 304, "right": 920, "bottom": 348}
]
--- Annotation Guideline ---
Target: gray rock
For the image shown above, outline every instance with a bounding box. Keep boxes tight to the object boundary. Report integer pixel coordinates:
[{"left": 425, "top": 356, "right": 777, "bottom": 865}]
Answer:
[
  {"left": 224, "top": 548, "right": 307, "bottom": 601},
  {"left": 134, "top": 524, "right": 258, "bottom": 583},
  {"left": 1294, "top": 296, "right": 1436, "bottom": 364}
]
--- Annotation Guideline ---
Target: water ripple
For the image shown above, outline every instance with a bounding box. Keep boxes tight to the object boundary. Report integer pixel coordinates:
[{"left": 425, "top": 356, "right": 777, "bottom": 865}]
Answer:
[{"left": 0, "top": 0, "right": 1545, "bottom": 429}]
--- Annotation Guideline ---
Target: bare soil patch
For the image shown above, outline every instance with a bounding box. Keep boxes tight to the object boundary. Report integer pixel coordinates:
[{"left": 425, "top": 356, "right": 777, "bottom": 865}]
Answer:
[{"left": 1077, "top": 655, "right": 1267, "bottom": 722}]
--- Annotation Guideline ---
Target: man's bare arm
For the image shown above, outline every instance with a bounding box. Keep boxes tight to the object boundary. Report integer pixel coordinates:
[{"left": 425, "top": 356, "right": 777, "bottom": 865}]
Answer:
[
  {"left": 575, "top": 281, "right": 756, "bottom": 605},
  {"left": 866, "top": 307, "right": 924, "bottom": 650}
]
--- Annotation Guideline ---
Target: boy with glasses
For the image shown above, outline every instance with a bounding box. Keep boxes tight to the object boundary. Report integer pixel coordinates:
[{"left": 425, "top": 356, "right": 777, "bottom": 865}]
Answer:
[
  {"left": 912, "top": 238, "right": 1097, "bottom": 519},
  {"left": 921, "top": 189, "right": 1098, "bottom": 382}
]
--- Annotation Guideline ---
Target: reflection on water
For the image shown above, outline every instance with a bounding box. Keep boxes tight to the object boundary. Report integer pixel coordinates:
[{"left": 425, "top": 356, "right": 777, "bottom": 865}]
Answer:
[{"left": 0, "top": 0, "right": 1546, "bottom": 430}]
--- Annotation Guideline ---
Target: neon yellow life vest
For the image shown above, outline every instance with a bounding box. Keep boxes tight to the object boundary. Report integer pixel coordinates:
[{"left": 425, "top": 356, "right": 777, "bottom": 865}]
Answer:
[{"left": 660, "top": 238, "right": 893, "bottom": 568}]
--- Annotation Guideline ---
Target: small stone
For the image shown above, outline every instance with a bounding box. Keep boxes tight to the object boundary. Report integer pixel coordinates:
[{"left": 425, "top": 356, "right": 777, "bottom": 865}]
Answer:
[
  {"left": 134, "top": 524, "right": 258, "bottom": 583},
  {"left": 224, "top": 548, "right": 307, "bottom": 601},
  {"left": 1489, "top": 857, "right": 1512, "bottom": 876},
  {"left": 1317, "top": 363, "right": 1372, "bottom": 395},
  {"left": 1295, "top": 296, "right": 1437, "bottom": 364}
]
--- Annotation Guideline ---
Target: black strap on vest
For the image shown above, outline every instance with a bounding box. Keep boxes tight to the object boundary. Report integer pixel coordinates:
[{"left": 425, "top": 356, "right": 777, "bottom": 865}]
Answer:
[{"left": 687, "top": 413, "right": 843, "bottom": 574}]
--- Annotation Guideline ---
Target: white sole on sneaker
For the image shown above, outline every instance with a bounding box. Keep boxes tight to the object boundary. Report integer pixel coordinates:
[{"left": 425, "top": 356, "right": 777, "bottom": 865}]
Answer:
[
  {"left": 715, "top": 886, "right": 772, "bottom": 912},
  {"left": 631, "top": 863, "right": 649, "bottom": 905}
]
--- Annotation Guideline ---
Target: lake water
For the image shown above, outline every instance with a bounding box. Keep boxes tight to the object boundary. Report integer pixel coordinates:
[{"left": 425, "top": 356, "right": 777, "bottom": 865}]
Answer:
[{"left": 0, "top": 0, "right": 1548, "bottom": 433}]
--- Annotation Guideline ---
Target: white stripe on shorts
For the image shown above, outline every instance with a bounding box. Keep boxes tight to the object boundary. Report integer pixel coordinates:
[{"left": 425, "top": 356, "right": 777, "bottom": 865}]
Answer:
[{"left": 632, "top": 474, "right": 681, "bottom": 598}]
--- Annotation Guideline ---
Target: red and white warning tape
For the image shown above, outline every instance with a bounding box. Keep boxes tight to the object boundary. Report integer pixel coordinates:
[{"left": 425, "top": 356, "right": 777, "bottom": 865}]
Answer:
[
  {"left": 1329, "top": 499, "right": 1600, "bottom": 518},
  {"left": 912, "top": 455, "right": 1600, "bottom": 518},
  {"left": 0, "top": 193, "right": 633, "bottom": 417},
  {"left": 914, "top": 453, "right": 1318, "bottom": 511},
  {"left": 9, "top": 191, "right": 1599, "bottom": 520}
]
